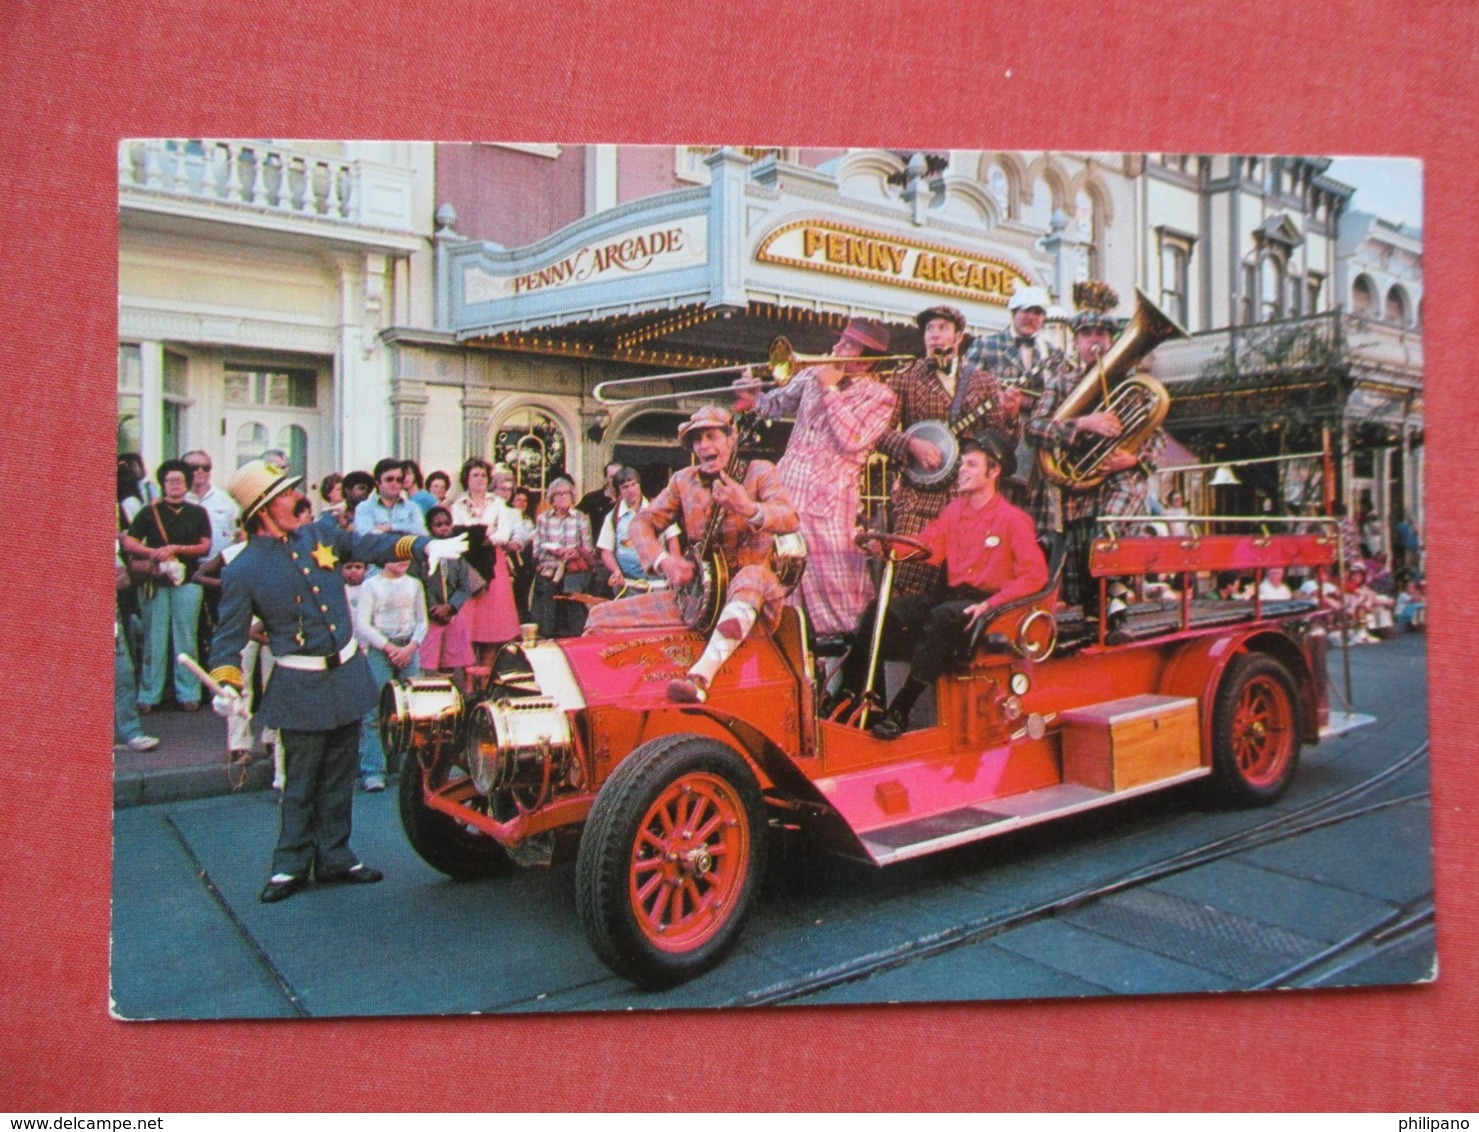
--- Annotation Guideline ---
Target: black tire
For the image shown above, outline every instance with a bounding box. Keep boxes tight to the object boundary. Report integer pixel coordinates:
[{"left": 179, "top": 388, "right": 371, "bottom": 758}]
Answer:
[
  {"left": 398, "top": 762, "right": 514, "bottom": 879},
  {"left": 1210, "top": 652, "right": 1302, "bottom": 806},
  {"left": 575, "top": 734, "right": 766, "bottom": 988}
]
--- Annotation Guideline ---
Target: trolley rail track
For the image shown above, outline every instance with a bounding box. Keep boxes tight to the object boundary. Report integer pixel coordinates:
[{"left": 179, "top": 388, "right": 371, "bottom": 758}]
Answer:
[
  {"left": 165, "top": 813, "right": 311, "bottom": 1017},
  {"left": 727, "top": 740, "right": 1432, "bottom": 1006}
]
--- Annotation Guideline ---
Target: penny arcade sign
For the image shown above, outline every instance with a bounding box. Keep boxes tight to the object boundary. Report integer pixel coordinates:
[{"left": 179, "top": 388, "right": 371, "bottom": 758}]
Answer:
[
  {"left": 755, "top": 219, "right": 1035, "bottom": 308},
  {"left": 461, "top": 216, "right": 709, "bottom": 305}
]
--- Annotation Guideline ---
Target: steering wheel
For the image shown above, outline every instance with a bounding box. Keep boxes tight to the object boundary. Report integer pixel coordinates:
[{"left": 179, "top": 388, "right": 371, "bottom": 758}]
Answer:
[{"left": 854, "top": 530, "right": 932, "bottom": 564}]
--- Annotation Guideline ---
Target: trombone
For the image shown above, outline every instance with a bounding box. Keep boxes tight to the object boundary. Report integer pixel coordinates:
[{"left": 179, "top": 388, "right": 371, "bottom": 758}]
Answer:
[{"left": 592, "top": 335, "right": 917, "bottom": 407}]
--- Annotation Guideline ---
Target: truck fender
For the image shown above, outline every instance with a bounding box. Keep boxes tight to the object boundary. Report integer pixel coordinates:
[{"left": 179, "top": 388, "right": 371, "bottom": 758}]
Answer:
[{"left": 1159, "top": 628, "right": 1319, "bottom": 757}]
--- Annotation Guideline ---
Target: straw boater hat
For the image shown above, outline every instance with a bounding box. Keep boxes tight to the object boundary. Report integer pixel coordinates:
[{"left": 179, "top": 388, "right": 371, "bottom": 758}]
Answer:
[
  {"left": 677, "top": 405, "right": 735, "bottom": 447},
  {"left": 915, "top": 304, "right": 967, "bottom": 332},
  {"left": 227, "top": 459, "right": 302, "bottom": 522}
]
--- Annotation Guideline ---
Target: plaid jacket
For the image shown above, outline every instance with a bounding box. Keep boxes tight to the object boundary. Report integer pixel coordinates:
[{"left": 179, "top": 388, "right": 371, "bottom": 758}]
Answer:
[
  {"left": 585, "top": 459, "right": 799, "bottom": 635},
  {"left": 964, "top": 328, "right": 1065, "bottom": 399},
  {"left": 759, "top": 371, "right": 897, "bottom": 636},
  {"left": 1024, "top": 356, "right": 1168, "bottom": 531}
]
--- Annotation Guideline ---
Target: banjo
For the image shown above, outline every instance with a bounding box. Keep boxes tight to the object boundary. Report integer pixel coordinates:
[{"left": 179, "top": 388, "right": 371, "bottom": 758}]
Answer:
[
  {"left": 902, "top": 353, "right": 1040, "bottom": 488},
  {"left": 672, "top": 413, "right": 807, "bottom": 634}
]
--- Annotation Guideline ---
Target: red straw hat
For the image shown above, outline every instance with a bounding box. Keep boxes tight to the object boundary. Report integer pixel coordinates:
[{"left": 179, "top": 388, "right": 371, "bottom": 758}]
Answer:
[{"left": 839, "top": 318, "right": 891, "bottom": 353}]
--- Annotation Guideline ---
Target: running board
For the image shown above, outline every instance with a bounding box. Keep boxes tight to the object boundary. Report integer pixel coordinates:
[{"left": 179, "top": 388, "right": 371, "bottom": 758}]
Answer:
[
  {"left": 1320, "top": 711, "right": 1377, "bottom": 739},
  {"left": 858, "top": 768, "right": 1211, "bottom": 866}
]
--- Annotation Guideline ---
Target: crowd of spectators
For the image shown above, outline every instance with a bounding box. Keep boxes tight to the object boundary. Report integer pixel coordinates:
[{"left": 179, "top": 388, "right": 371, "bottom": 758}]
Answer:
[
  {"left": 118, "top": 451, "right": 1427, "bottom": 768},
  {"left": 1133, "top": 489, "right": 1427, "bottom": 647},
  {"left": 114, "top": 450, "right": 624, "bottom": 772}
]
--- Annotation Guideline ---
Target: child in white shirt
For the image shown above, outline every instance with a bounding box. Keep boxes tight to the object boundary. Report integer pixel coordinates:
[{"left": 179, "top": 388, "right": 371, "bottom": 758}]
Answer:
[{"left": 355, "top": 557, "right": 427, "bottom": 791}]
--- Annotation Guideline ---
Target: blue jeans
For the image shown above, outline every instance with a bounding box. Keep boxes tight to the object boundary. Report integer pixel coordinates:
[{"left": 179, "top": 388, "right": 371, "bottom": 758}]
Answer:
[
  {"left": 114, "top": 632, "right": 146, "bottom": 743},
  {"left": 138, "top": 581, "right": 204, "bottom": 707},
  {"left": 359, "top": 645, "right": 419, "bottom": 779}
]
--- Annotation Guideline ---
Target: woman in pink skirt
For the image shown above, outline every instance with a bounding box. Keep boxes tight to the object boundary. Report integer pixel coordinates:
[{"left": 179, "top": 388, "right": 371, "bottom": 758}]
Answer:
[{"left": 449, "top": 457, "right": 523, "bottom": 666}]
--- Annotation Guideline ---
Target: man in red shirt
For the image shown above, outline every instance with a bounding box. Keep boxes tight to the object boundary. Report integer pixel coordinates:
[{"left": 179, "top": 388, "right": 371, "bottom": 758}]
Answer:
[{"left": 833, "top": 429, "right": 1048, "bottom": 739}]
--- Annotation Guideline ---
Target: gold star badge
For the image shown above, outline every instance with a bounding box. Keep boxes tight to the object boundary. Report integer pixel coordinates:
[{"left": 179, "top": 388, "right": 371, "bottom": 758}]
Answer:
[{"left": 310, "top": 542, "right": 340, "bottom": 570}]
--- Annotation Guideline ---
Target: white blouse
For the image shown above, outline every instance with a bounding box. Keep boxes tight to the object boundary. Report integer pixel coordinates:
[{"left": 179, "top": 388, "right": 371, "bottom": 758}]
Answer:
[{"left": 448, "top": 493, "right": 517, "bottom": 544}]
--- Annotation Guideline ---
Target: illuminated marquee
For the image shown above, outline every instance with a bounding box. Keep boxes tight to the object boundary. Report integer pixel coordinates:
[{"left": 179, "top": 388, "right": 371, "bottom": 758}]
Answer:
[
  {"left": 462, "top": 215, "right": 708, "bottom": 304},
  {"left": 755, "top": 219, "right": 1034, "bottom": 306}
]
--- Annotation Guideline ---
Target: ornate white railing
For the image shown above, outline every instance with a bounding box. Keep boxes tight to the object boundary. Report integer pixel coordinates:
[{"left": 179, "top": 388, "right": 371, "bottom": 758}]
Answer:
[{"left": 119, "top": 139, "right": 415, "bottom": 232}]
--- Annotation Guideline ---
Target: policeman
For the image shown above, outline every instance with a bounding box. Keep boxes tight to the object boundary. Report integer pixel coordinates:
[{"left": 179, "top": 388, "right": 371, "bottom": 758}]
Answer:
[{"left": 208, "top": 460, "right": 467, "bottom": 904}]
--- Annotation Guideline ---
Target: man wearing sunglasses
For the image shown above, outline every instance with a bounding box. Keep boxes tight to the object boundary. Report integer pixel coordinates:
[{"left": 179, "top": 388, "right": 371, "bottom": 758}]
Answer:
[
  {"left": 184, "top": 449, "right": 241, "bottom": 639},
  {"left": 183, "top": 450, "right": 241, "bottom": 558},
  {"left": 353, "top": 457, "right": 427, "bottom": 537}
]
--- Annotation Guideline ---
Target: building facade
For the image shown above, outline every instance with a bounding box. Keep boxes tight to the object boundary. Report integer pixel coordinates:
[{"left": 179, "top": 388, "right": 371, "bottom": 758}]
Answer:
[
  {"left": 119, "top": 144, "right": 1421, "bottom": 532},
  {"left": 119, "top": 139, "right": 434, "bottom": 494}
]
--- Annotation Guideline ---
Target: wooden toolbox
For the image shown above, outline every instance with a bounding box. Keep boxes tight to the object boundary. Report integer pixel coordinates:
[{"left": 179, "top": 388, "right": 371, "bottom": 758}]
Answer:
[{"left": 1059, "top": 694, "right": 1202, "bottom": 792}]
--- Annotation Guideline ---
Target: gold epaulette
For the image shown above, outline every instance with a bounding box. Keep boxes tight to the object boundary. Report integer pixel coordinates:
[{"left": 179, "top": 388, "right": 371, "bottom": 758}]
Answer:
[
  {"left": 210, "top": 665, "right": 244, "bottom": 690},
  {"left": 395, "top": 535, "right": 417, "bottom": 560}
]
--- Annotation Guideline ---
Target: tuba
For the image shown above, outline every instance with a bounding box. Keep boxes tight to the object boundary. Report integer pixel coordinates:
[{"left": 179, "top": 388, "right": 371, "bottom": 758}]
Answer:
[{"left": 1037, "top": 288, "right": 1187, "bottom": 491}]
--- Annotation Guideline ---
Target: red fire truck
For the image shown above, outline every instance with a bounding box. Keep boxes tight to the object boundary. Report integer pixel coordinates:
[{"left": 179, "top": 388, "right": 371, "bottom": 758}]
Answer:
[{"left": 382, "top": 515, "right": 1346, "bottom": 988}]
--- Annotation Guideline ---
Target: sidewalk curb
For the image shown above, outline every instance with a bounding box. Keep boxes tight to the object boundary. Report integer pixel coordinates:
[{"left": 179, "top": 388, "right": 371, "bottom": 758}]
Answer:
[{"left": 114, "top": 760, "right": 273, "bottom": 809}]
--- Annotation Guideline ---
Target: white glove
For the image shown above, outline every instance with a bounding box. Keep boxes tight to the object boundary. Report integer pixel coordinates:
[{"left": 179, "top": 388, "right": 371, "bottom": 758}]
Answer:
[
  {"left": 425, "top": 533, "right": 469, "bottom": 574},
  {"left": 212, "top": 687, "right": 250, "bottom": 719}
]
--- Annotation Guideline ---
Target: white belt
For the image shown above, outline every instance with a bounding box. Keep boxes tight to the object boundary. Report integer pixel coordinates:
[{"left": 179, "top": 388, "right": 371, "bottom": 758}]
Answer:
[{"left": 274, "top": 639, "right": 358, "bottom": 672}]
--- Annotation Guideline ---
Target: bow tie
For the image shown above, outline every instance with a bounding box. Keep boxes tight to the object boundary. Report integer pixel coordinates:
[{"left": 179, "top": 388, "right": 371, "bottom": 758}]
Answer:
[{"left": 1015, "top": 336, "right": 1035, "bottom": 348}]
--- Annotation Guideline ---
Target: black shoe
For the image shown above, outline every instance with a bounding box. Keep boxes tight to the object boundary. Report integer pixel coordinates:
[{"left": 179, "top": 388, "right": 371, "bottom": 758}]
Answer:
[
  {"left": 259, "top": 875, "right": 306, "bottom": 904},
  {"left": 318, "top": 864, "right": 383, "bottom": 886},
  {"left": 870, "top": 710, "right": 907, "bottom": 741}
]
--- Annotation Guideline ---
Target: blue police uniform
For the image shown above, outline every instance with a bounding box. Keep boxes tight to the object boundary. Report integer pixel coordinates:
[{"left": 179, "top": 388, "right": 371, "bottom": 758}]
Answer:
[{"left": 209, "top": 513, "right": 428, "bottom": 880}]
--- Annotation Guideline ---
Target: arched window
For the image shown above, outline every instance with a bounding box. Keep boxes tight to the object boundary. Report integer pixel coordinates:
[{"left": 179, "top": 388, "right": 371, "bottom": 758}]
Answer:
[
  {"left": 1029, "top": 178, "right": 1055, "bottom": 229},
  {"left": 235, "top": 421, "right": 269, "bottom": 469},
  {"left": 1385, "top": 285, "right": 1410, "bottom": 325},
  {"left": 494, "top": 406, "right": 568, "bottom": 503},
  {"left": 1156, "top": 226, "right": 1196, "bottom": 327},
  {"left": 859, "top": 452, "right": 892, "bottom": 533},
  {"left": 1240, "top": 263, "right": 1257, "bottom": 326},
  {"left": 1351, "top": 274, "right": 1377, "bottom": 316},
  {"left": 986, "top": 165, "right": 1010, "bottom": 213},
  {"left": 1075, "top": 188, "right": 1098, "bottom": 280}
]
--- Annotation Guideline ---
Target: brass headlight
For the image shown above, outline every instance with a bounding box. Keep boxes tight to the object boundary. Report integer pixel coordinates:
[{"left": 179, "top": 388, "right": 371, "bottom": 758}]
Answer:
[
  {"left": 378, "top": 677, "right": 465, "bottom": 763},
  {"left": 465, "top": 696, "right": 575, "bottom": 797}
]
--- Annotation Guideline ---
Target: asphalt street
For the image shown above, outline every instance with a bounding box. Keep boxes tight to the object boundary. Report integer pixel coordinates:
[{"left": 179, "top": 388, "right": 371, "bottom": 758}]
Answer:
[{"left": 110, "top": 631, "right": 1432, "bottom": 1018}]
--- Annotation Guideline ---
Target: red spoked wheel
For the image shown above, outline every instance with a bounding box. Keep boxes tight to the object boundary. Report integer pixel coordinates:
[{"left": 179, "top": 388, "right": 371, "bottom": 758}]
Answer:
[
  {"left": 629, "top": 770, "right": 752, "bottom": 953},
  {"left": 576, "top": 735, "right": 765, "bottom": 988},
  {"left": 1210, "top": 652, "right": 1302, "bottom": 805}
]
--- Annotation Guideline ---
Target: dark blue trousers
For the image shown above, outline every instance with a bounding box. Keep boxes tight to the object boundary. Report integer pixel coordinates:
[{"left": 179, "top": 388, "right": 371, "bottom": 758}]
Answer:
[{"left": 273, "top": 720, "right": 362, "bottom": 878}]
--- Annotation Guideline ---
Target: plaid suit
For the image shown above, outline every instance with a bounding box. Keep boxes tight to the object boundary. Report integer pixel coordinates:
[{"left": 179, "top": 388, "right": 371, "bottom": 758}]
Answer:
[
  {"left": 756, "top": 370, "right": 896, "bottom": 637},
  {"left": 583, "top": 459, "right": 798, "bottom": 634},
  {"left": 964, "top": 329, "right": 1064, "bottom": 404},
  {"left": 1024, "top": 356, "right": 1167, "bottom": 608},
  {"left": 965, "top": 328, "right": 1065, "bottom": 497}
]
